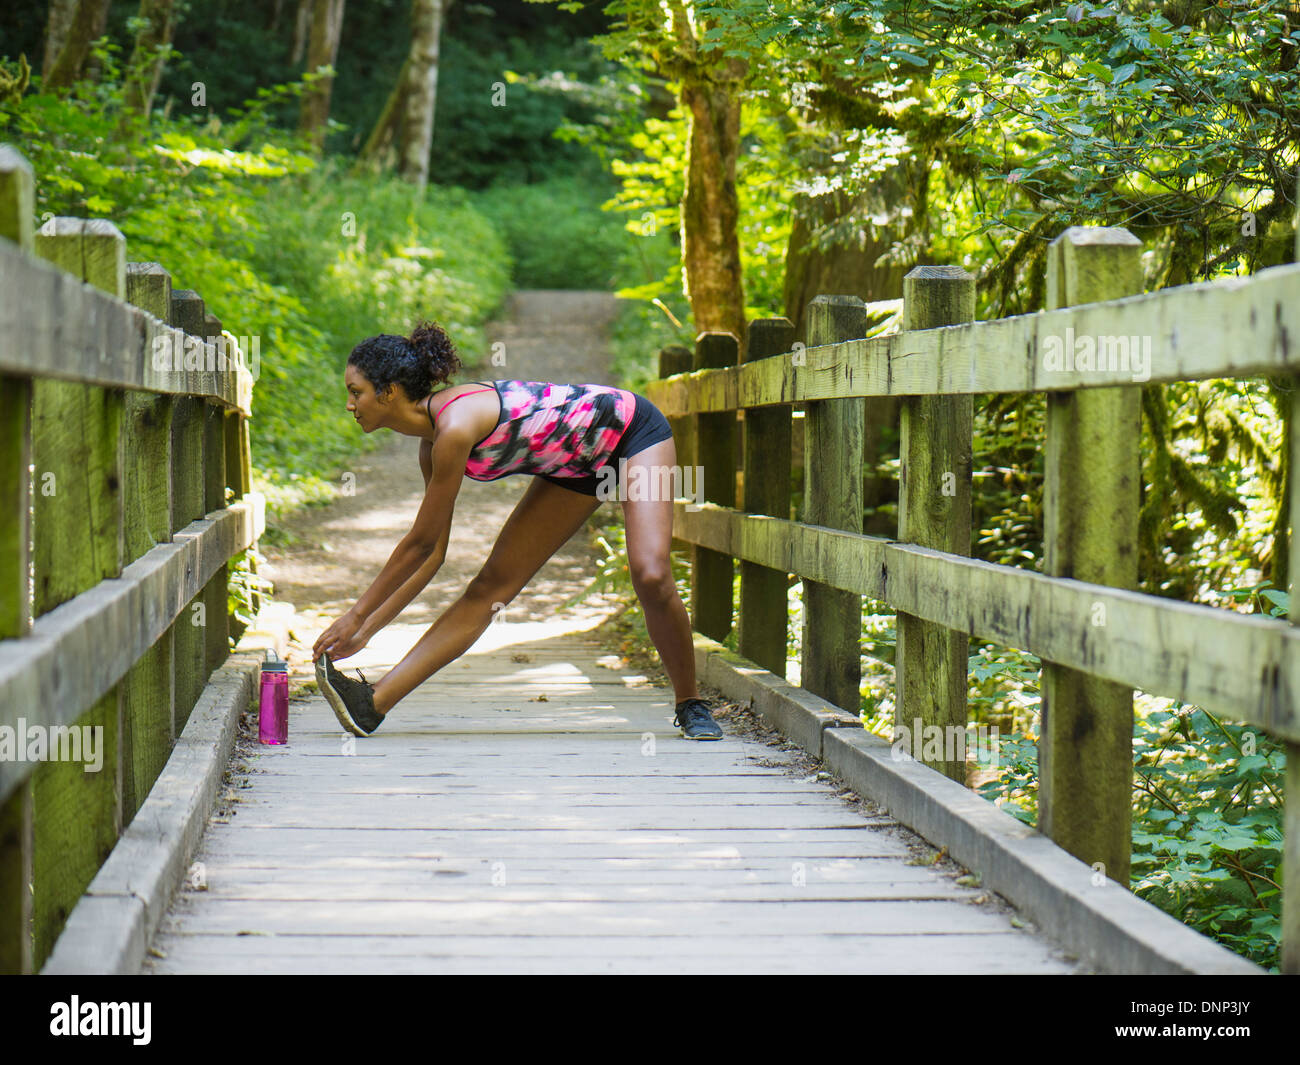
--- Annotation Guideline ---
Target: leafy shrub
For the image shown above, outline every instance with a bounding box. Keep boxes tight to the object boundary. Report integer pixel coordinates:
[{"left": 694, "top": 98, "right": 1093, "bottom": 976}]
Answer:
[
  {"left": 470, "top": 174, "right": 642, "bottom": 290},
  {"left": 1, "top": 41, "right": 510, "bottom": 518}
]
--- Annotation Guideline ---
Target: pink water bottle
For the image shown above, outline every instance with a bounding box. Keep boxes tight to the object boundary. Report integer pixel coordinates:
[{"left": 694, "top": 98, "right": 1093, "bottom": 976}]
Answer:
[{"left": 258, "top": 649, "right": 289, "bottom": 744}]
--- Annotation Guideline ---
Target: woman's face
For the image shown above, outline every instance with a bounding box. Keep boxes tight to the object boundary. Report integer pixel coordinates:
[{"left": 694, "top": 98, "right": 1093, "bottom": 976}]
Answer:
[{"left": 344, "top": 365, "right": 387, "bottom": 432}]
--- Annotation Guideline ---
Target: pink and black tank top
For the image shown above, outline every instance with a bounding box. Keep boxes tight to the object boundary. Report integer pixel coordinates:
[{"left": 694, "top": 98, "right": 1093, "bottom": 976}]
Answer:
[{"left": 428, "top": 380, "right": 636, "bottom": 481}]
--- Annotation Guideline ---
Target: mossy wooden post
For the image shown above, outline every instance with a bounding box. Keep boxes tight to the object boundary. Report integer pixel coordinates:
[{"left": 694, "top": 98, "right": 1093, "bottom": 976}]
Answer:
[
  {"left": 224, "top": 339, "right": 255, "bottom": 630},
  {"left": 202, "top": 312, "right": 229, "bottom": 678},
  {"left": 30, "top": 218, "right": 125, "bottom": 968},
  {"left": 659, "top": 345, "right": 693, "bottom": 556},
  {"left": 691, "top": 332, "right": 738, "bottom": 642},
  {"left": 0, "top": 147, "right": 35, "bottom": 973},
  {"left": 1284, "top": 191, "right": 1300, "bottom": 975},
  {"left": 896, "top": 267, "right": 974, "bottom": 782},
  {"left": 1040, "top": 227, "right": 1142, "bottom": 886},
  {"left": 738, "top": 318, "right": 795, "bottom": 677},
  {"left": 801, "top": 296, "right": 865, "bottom": 712},
  {"left": 169, "top": 290, "right": 207, "bottom": 732},
  {"left": 122, "top": 262, "right": 176, "bottom": 822}
]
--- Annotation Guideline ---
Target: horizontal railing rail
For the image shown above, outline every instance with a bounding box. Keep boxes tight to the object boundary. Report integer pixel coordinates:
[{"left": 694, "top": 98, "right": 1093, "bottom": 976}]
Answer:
[{"left": 645, "top": 222, "right": 1299, "bottom": 974}]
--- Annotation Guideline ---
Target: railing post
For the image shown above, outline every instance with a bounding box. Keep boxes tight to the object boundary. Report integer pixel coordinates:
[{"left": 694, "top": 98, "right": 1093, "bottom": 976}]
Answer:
[
  {"left": 1284, "top": 181, "right": 1300, "bottom": 975},
  {"left": 801, "top": 296, "right": 865, "bottom": 712},
  {"left": 0, "top": 146, "right": 35, "bottom": 974},
  {"left": 122, "top": 261, "right": 176, "bottom": 821},
  {"left": 691, "top": 331, "right": 738, "bottom": 642},
  {"left": 896, "top": 267, "right": 975, "bottom": 782},
  {"left": 30, "top": 217, "right": 126, "bottom": 968},
  {"left": 1040, "top": 226, "right": 1143, "bottom": 887},
  {"left": 739, "top": 318, "right": 795, "bottom": 677},
  {"left": 201, "top": 311, "right": 230, "bottom": 678},
  {"left": 658, "top": 345, "right": 693, "bottom": 557},
  {"left": 168, "top": 289, "right": 207, "bottom": 731}
]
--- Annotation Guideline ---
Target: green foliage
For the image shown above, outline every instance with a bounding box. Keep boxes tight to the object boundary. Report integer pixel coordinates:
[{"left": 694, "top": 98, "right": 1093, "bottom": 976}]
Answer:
[
  {"left": 470, "top": 174, "right": 639, "bottom": 289},
  {"left": 226, "top": 546, "right": 274, "bottom": 644},
  {"left": 557, "top": 75, "right": 796, "bottom": 323},
  {"left": 684, "top": 0, "right": 1300, "bottom": 298},
  {"left": 428, "top": 15, "right": 622, "bottom": 188},
  {"left": 247, "top": 159, "right": 510, "bottom": 494},
  {"left": 1, "top": 38, "right": 510, "bottom": 519},
  {"left": 967, "top": 582, "right": 1291, "bottom": 971},
  {"left": 605, "top": 300, "right": 693, "bottom": 396}
]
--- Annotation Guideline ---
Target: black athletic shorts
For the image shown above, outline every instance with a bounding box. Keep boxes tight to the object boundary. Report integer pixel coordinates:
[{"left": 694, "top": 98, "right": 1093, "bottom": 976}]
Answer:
[{"left": 540, "top": 392, "right": 674, "bottom": 498}]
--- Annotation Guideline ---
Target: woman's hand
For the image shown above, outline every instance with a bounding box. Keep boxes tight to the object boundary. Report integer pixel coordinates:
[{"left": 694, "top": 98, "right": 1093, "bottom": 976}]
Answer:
[{"left": 312, "top": 610, "right": 367, "bottom": 663}]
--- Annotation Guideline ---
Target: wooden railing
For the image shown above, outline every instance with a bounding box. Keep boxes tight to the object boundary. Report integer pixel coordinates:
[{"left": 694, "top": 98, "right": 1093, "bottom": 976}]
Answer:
[
  {"left": 0, "top": 146, "right": 264, "bottom": 973},
  {"left": 645, "top": 224, "right": 1300, "bottom": 974}
]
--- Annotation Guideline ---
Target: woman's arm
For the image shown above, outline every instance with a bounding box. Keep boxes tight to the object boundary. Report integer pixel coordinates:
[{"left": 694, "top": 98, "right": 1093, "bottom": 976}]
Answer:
[
  {"left": 313, "top": 429, "right": 470, "bottom": 660},
  {"left": 355, "top": 494, "right": 451, "bottom": 637}
]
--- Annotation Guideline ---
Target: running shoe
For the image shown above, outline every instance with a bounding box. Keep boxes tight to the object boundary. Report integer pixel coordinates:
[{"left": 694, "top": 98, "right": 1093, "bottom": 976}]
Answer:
[
  {"left": 673, "top": 698, "right": 723, "bottom": 740},
  {"left": 315, "top": 650, "right": 384, "bottom": 736}
]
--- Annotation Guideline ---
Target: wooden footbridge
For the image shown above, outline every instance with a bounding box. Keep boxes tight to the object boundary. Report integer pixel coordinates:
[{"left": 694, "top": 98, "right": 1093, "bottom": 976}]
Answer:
[{"left": 0, "top": 145, "right": 1295, "bottom": 975}]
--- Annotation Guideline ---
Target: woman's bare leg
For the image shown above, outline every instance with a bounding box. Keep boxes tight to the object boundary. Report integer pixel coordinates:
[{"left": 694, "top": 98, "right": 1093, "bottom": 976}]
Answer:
[
  {"left": 619, "top": 437, "right": 699, "bottom": 705},
  {"left": 371, "top": 477, "right": 602, "bottom": 714}
]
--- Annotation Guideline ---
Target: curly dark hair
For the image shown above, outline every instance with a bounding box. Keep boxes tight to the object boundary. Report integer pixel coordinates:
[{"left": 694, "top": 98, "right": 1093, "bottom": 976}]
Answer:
[{"left": 346, "top": 319, "right": 461, "bottom": 402}]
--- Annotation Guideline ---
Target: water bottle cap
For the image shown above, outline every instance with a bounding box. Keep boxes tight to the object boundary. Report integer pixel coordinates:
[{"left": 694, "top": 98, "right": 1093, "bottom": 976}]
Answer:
[{"left": 262, "top": 648, "right": 287, "bottom": 673}]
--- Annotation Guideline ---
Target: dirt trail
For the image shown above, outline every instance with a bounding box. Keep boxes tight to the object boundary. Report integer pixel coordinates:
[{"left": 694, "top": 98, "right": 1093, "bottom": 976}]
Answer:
[{"left": 259, "top": 290, "right": 628, "bottom": 656}]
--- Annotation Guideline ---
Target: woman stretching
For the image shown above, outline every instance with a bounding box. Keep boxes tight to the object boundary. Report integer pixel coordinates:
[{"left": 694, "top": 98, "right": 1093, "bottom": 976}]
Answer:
[{"left": 310, "top": 320, "right": 723, "bottom": 741}]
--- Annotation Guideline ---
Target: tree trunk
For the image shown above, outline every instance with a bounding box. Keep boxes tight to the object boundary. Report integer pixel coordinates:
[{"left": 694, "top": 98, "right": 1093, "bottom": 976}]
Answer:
[
  {"left": 43, "top": 0, "right": 78, "bottom": 82},
  {"left": 297, "top": 0, "right": 346, "bottom": 152},
  {"left": 781, "top": 170, "right": 913, "bottom": 342},
  {"left": 668, "top": 3, "right": 746, "bottom": 348},
  {"left": 397, "top": 0, "right": 445, "bottom": 192},
  {"left": 43, "top": 0, "right": 111, "bottom": 91},
  {"left": 357, "top": 56, "right": 409, "bottom": 166},
  {"left": 123, "top": 0, "right": 178, "bottom": 118},
  {"left": 782, "top": 159, "right": 924, "bottom": 537},
  {"left": 81, "top": 0, "right": 111, "bottom": 83},
  {"left": 291, "top": 0, "right": 312, "bottom": 66}
]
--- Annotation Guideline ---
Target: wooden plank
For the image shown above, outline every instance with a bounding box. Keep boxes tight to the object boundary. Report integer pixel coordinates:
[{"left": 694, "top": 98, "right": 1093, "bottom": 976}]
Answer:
[
  {"left": 183, "top": 879, "right": 979, "bottom": 902},
  {"left": 143, "top": 927, "right": 1072, "bottom": 975},
  {"left": 738, "top": 317, "right": 794, "bottom": 677},
  {"left": 1040, "top": 227, "right": 1142, "bottom": 885},
  {"left": 150, "top": 897, "right": 1034, "bottom": 937},
  {"left": 183, "top": 861, "right": 931, "bottom": 882},
  {"left": 0, "top": 379, "right": 31, "bottom": 639},
  {"left": 896, "top": 267, "right": 974, "bottom": 782},
  {"left": 1286, "top": 198, "right": 1300, "bottom": 973},
  {"left": 0, "top": 239, "right": 253, "bottom": 413},
  {"left": 195, "top": 831, "right": 917, "bottom": 859},
  {"left": 0, "top": 152, "right": 37, "bottom": 972},
  {"left": 224, "top": 805, "right": 876, "bottom": 831},
  {"left": 644, "top": 260, "right": 1300, "bottom": 411},
  {"left": 0, "top": 498, "right": 264, "bottom": 804},
  {"left": 691, "top": 332, "right": 738, "bottom": 642},
  {"left": 122, "top": 262, "right": 176, "bottom": 823},
  {"left": 0, "top": 145, "right": 35, "bottom": 250},
  {"left": 0, "top": 784, "right": 31, "bottom": 974},
  {"left": 801, "top": 296, "right": 864, "bottom": 713},
  {"left": 167, "top": 291, "right": 208, "bottom": 733},
  {"left": 28, "top": 218, "right": 125, "bottom": 972},
  {"left": 669, "top": 502, "right": 1300, "bottom": 741},
  {"left": 30, "top": 691, "right": 119, "bottom": 968},
  {"left": 223, "top": 410, "right": 247, "bottom": 500}
]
